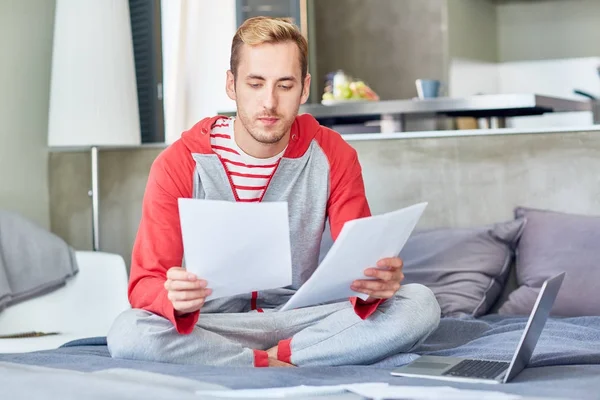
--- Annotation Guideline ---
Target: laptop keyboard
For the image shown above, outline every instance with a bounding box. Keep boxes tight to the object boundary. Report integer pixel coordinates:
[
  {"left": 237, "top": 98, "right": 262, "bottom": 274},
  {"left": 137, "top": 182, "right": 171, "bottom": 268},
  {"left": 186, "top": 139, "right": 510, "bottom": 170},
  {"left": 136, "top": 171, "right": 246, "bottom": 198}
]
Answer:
[{"left": 442, "top": 359, "right": 509, "bottom": 379}]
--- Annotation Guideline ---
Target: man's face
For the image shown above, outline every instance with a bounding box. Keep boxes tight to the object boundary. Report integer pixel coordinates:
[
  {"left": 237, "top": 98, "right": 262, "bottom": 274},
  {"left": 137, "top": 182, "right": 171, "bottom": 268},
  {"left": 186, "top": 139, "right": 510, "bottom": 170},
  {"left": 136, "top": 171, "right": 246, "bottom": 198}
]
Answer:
[{"left": 226, "top": 41, "right": 310, "bottom": 145}]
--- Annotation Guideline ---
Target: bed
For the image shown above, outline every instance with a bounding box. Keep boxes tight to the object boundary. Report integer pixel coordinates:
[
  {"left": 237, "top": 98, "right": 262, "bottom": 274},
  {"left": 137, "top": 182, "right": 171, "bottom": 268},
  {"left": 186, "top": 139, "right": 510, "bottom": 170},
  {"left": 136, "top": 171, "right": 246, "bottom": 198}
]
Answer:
[
  {"left": 1, "top": 315, "right": 600, "bottom": 399},
  {"left": 2, "top": 203, "right": 600, "bottom": 399}
]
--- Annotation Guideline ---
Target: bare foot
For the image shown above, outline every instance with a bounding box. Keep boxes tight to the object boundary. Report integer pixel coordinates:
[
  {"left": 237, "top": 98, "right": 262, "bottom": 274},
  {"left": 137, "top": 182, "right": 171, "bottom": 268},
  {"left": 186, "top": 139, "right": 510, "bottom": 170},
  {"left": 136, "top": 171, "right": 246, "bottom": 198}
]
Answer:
[
  {"left": 266, "top": 345, "right": 278, "bottom": 359},
  {"left": 265, "top": 345, "right": 296, "bottom": 367},
  {"left": 268, "top": 358, "right": 295, "bottom": 367}
]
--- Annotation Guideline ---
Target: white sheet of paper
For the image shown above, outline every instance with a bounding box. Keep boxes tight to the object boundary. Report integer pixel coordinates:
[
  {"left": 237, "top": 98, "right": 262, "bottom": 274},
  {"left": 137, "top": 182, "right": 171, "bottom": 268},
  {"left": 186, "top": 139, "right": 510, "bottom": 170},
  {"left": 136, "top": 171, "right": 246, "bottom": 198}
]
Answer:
[
  {"left": 178, "top": 199, "right": 292, "bottom": 301},
  {"left": 279, "top": 202, "right": 428, "bottom": 312}
]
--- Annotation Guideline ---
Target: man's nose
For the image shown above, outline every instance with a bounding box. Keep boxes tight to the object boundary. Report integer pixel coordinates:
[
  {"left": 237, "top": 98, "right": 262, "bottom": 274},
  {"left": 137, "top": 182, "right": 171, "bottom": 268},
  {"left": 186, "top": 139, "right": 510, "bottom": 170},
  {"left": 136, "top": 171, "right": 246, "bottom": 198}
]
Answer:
[{"left": 263, "top": 88, "right": 278, "bottom": 110}]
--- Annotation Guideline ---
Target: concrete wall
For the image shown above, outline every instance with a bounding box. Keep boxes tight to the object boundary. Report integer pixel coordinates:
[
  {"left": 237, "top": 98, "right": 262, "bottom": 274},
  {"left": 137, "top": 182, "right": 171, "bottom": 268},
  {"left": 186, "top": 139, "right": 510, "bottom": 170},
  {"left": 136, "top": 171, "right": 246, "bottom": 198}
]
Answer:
[
  {"left": 312, "top": 0, "right": 447, "bottom": 100},
  {"left": 447, "top": 0, "right": 498, "bottom": 63},
  {"left": 357, "top": 130, "right": 600, "bottom": 227},
  {"left": 49, "top": 129, "right": 600, "bottom": 270},
  {"left": 446, "top": 0, "right": 600, "bottom": 63},
  {"left": 0, "top": 0, "right": 55, "bottom": 228},
  {"left": 497, "top": 0, "right": 600, "bottom": 62},
  {"left": 49, "top": 148, "right": 160, "bottom": 259}
]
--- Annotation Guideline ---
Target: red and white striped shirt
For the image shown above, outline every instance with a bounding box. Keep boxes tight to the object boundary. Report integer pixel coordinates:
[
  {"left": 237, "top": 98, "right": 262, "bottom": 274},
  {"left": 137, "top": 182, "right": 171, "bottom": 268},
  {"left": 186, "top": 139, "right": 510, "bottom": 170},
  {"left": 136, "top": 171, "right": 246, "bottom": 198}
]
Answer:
[{"left": 210, "top": 118, "right": 285, "bottom": 202}]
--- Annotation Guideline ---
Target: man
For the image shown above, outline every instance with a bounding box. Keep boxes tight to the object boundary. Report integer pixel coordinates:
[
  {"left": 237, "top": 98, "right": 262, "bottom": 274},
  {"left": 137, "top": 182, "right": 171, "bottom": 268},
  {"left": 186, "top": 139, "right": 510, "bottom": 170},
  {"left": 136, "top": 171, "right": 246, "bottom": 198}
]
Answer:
[{"left": 108, "top": 16, "right": 440, "bottom": 367}]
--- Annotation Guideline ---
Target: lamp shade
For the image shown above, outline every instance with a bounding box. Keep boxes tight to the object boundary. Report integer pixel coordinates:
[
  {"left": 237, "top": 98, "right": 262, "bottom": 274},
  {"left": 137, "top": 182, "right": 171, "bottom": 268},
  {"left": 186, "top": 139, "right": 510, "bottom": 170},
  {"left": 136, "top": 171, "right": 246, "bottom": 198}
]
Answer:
[{"left": 48, "top": 0, "right": 141, "bottom": 147}]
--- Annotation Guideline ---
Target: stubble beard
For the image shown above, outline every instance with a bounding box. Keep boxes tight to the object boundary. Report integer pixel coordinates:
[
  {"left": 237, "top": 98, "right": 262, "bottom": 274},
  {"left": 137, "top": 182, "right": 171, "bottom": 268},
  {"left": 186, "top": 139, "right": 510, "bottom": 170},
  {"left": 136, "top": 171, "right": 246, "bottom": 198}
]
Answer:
[
  {"left": 248, "top": 122, "right": 287, "bottom": 144},
  {"left": 237, "top": 109, "right": 294, "bottom": 145}
]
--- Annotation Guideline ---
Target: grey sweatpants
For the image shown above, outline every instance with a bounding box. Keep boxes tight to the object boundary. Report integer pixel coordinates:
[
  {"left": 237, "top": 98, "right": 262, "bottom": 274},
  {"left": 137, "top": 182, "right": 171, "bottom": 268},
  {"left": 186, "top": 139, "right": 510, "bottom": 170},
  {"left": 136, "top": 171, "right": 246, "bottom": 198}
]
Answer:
[{"left": 107, "top": 283, "right": 440, "bottom": 367}]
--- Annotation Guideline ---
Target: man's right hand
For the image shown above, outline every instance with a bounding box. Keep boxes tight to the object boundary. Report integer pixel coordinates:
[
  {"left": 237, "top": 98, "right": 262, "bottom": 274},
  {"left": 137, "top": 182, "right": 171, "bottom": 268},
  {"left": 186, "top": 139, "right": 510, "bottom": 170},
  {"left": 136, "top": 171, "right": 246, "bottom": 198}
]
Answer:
[{"left": 164, "top": 267, "right": 212, "bottom": 316}]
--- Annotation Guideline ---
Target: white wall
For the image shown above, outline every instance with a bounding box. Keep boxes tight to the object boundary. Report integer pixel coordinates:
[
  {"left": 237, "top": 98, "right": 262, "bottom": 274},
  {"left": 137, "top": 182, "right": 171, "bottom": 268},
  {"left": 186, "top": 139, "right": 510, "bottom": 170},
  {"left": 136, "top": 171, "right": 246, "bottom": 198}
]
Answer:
[
  {"left": 448, "top": 58, "right": 500, "bottom": 97},
  {"left": 497, "top": 57, "right": 599, "bottom": 128},
  {"left": 0, "top": 0, "right": 55, "bottom": 228},
  {"left": 449, "top": 56, "right": 599, "bottom": 128}
]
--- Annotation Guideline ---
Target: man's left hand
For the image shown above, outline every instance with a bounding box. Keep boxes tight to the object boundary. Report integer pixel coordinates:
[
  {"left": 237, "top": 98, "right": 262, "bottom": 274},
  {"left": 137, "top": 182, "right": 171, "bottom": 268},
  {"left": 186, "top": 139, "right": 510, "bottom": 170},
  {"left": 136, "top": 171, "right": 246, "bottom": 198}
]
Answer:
[{"left": 351, "top": 257, "right": 404, "bottom": 302}]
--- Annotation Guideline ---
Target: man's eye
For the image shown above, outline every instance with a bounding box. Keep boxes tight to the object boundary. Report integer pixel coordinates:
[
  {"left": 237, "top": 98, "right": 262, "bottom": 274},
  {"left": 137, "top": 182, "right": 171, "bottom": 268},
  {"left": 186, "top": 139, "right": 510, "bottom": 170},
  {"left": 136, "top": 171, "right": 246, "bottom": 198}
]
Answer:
[
  {"left": 279, "top": 85, "right": 292, "bottom": 90},
  {"left": 249, "top": 83, "right": 261, "bottom": 89}
]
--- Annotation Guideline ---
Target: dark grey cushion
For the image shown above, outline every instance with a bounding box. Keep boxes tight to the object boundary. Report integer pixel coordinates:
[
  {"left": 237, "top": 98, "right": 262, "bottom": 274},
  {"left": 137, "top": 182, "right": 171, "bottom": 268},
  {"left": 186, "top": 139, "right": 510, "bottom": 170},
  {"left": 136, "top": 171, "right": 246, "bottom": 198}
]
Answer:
[
  {"left": 0, "top": 210, "right": 79, "bottom": 312},
  {"left": 318, "top": 218, "right": 525, "bottom": 318},
  {"left": 498, "top": 207, "right": 600, "bottom": 317},
  {"left": 399, "top": 219, "right": 525, "bottom": 317}
]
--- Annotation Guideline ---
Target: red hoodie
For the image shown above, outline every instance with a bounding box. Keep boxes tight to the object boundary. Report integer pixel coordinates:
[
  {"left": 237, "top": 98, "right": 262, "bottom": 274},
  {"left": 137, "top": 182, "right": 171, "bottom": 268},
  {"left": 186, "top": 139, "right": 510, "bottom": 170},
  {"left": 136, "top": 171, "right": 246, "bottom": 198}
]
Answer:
[{"left": 128, "top": 114, "right": 382, "bottom": 334}]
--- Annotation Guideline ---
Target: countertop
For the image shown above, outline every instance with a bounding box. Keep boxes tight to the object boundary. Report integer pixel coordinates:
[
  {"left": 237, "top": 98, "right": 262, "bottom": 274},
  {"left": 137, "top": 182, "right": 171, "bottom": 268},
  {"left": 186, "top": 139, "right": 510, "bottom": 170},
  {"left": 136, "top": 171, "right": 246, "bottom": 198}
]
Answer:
[{"left": 297, "top": 94, "right": 591, "bottom": 120}]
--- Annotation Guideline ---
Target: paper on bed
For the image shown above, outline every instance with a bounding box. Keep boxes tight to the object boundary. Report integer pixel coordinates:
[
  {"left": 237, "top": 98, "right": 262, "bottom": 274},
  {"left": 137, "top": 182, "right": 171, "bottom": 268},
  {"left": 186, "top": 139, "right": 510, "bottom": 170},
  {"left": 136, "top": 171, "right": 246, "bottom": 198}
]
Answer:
[
  {"left": 279, "top": 202, "right": 427, "bottom": 312},
  {"left": 346, "top": 384, "right": 524, "bottom": 400},
  {"left": 195, "top": 383, "right": 389, "bottom": 398},
  {"left": 195, "top": 383, "right": 524, "bottom": 399},
  {"left": 178, "top": 199, "right": 292, "bottom": 300}
]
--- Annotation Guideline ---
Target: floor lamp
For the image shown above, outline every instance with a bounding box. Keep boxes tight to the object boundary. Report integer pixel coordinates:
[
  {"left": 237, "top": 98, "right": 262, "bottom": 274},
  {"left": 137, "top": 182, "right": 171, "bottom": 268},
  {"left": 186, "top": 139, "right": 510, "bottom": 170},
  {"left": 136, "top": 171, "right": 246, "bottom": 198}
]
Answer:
[{"left": 47, "top": 0, "right": 141, "bottom": 251}]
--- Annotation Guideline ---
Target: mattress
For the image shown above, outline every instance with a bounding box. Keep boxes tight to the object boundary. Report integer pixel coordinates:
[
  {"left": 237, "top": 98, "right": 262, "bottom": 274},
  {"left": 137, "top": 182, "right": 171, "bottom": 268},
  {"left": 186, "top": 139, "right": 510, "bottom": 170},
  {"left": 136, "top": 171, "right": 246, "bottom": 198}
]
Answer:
[{"left": 1, "top": 315, "right": 599, "bottom": 399}]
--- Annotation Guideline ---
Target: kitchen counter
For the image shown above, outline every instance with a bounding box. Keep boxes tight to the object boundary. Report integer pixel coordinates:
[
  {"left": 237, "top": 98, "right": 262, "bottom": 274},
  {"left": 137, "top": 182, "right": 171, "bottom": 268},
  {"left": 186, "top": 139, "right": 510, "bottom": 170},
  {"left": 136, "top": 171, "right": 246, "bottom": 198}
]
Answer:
[
  {"left": 304, "top": 94, "right": 592, "bottom": 131},
  {"left": 298, "top": 93, "right": 590, "bottom": 119},
  {"left": 219, "top": 93, "right": 592, "bottom": 132}
]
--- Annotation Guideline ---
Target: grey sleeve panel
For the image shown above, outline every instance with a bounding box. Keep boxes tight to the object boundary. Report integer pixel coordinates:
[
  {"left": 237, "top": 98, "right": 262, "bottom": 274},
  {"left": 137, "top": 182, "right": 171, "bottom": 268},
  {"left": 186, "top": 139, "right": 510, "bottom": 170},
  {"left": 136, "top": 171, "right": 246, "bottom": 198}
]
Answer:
[{"left": 191, "top": 153, "right": 235, "bottom": 202}]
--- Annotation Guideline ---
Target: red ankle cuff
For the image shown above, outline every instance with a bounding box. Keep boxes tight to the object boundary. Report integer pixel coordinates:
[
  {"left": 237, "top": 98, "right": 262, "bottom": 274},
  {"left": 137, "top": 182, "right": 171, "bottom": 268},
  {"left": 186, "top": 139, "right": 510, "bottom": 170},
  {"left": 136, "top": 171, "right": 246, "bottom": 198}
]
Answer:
[
  {"left": 253, "top": 349, "right": 269, "bottom": 367},
  {"left": 277, "top": 338, "right": 292, "bottom": 364}
]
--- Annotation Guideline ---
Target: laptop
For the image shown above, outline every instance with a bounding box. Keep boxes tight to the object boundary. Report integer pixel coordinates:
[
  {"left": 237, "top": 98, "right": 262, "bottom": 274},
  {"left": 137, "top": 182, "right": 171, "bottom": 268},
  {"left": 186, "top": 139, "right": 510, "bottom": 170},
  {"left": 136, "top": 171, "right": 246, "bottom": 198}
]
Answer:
[{"left": 391, "top": 272, "right": 565, "bottom": 384}]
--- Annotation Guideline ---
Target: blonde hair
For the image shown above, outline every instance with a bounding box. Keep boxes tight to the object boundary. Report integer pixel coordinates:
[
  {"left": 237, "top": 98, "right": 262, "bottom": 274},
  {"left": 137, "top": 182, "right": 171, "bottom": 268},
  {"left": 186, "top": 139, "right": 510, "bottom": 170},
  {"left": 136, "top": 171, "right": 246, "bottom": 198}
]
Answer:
[{"left": 230, "top": 16, "right": 308, "bottom": 81}]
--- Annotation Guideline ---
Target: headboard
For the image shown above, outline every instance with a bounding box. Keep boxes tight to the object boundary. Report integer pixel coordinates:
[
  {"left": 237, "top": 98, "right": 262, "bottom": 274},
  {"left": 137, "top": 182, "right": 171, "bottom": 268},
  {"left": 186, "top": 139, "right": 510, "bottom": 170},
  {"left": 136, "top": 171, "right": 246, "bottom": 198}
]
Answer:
[{"left": 350, "top": 128, "right": 600, "bottom": 229}]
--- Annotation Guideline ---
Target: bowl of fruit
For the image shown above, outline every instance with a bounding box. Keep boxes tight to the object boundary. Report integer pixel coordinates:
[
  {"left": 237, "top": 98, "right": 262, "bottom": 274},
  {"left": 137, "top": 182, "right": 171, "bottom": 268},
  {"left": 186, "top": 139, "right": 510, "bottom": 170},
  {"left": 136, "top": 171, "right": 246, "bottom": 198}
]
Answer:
[{"left": 321, "top": 70, "right": 380, "bottom": 105}]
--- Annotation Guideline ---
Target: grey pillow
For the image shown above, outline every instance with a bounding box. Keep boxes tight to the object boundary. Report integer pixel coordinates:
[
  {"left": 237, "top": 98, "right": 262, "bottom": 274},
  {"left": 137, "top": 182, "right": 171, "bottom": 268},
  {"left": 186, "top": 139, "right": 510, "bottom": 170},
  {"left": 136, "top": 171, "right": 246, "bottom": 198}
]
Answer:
[
  {"left": 399, "top": 218, "right": 526, "bottom": 317},
  {"left": 498, "top": 207, "right": 600, "bottom": 317},
  {"left": 0, "top": 210, "right": 79, "bottom": 312}
]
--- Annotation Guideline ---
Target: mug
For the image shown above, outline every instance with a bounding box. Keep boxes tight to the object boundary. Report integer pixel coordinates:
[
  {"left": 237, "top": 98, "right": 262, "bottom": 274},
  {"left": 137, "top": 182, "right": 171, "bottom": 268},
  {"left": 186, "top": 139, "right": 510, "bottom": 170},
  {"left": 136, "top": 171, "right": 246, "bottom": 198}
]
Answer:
[{"left": 415, "top": 79, "right": 442, "bottom": 99}]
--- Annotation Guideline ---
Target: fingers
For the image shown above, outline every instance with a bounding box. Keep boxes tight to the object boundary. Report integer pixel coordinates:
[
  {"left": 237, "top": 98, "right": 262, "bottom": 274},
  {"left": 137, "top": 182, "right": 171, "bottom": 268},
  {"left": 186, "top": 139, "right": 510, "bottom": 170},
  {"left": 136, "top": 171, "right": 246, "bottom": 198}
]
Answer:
[
  {"left": 351, "top": 280, "right": 400, "bottom": 299},
  {"left": 377, "top": 257, "right": 403, "bottom": 269},
  {"left": 164, "top": 278, "right": 207, "bottom": 291},
  {"left": 352, "top": 279, "right": 401, "bottom": 293},
  {"left": 172, "top": 298, "right": 207, "bottom": 315},
  {"left": 166, "top": 267, "right": 198, "bottom": 281},
  {"left": 165, "top": 267, "right": 211, "bottom": 314},
  {"left": 352, "top": 263, "right": 403, "bottom": 299},
  {"left": 167, "top": 288, "right": 212, "bottom": 302},
  {"left": 364, "top": 267, "right": 404, "bottom": 282},
  {"left": 350, "top": 257, "right": 405, "bottom": 299},
  {"left": 360, "top": 290, "right": 397, "bottom": 300},
  {"left": 367, "top": 257, "right": 404, "bottom": 281}
]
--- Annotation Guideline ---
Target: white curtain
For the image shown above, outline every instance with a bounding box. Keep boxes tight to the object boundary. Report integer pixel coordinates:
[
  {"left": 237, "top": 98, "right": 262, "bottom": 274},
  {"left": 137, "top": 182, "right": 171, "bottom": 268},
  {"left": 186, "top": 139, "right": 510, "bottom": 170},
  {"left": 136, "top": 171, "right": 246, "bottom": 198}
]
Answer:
[{"left": 161, "top": 0, "right": 238, "bottom": 143}]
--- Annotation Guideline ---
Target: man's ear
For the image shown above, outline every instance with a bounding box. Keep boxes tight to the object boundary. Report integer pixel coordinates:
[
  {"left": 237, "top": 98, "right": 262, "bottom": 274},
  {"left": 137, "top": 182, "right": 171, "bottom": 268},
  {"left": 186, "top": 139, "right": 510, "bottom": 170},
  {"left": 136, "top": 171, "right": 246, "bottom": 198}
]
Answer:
[
  {"left": 226, "top": 70, "right": 237, "bottom": 101},
  {"left": 300, "top": 73, "right": 311, "bottom": 104}
]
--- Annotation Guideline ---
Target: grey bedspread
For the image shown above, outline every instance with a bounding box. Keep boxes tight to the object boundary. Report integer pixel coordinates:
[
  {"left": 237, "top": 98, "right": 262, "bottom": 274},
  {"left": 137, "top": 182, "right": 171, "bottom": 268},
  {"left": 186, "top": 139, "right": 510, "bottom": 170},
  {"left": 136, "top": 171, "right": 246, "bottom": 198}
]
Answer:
[
  {"left": 1, "top": 315, "right": 600, "bottom": 399},
  {"left": 377, "top": 314, "right": 600, "bottom": 368}
]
